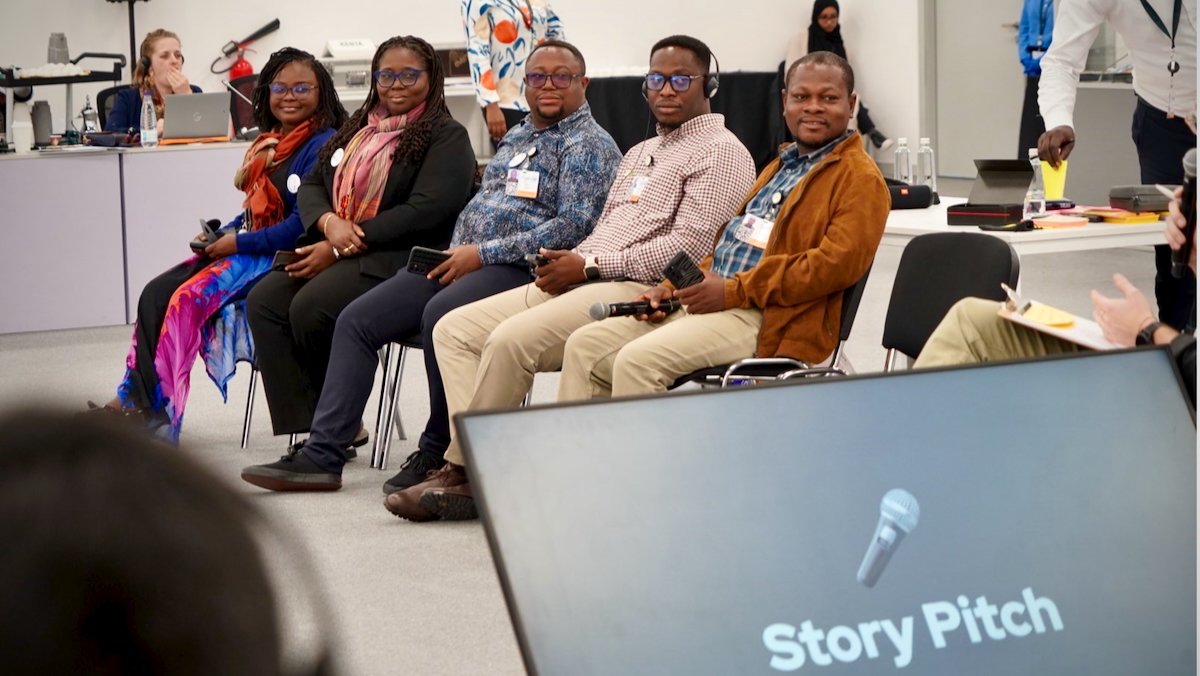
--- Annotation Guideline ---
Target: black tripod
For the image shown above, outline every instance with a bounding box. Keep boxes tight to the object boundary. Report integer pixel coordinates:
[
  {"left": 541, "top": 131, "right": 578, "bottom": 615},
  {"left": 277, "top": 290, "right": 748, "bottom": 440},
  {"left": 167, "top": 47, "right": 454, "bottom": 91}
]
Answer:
[{"left": 107, "top": 0, "right": 149, "bottom": 69}]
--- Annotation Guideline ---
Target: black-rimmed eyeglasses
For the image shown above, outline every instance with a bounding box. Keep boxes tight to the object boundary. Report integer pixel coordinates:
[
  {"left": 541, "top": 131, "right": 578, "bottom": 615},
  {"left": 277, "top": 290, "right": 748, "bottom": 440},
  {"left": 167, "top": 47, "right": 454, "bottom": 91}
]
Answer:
[
  {"left": 374, "top": 69, "right": 426, "bottom": 88},
  {"left": 644, "top": 73, "right": 704, "bottom": 92},
  {"left": 524, "top": 72, "right": 583, "bottom": 89}
]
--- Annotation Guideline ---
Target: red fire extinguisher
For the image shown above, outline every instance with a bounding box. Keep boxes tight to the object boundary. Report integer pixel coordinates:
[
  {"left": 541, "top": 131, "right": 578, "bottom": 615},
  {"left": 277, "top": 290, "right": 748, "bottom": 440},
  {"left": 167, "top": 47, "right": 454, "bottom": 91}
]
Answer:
[{"left": 229, "top": 49, "right": 254, "bottom": 79}]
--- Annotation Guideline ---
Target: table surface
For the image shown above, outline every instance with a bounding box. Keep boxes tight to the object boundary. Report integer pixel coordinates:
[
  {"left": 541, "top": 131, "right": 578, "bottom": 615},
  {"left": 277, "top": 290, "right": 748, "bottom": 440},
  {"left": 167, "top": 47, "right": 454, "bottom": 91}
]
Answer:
[
  {"left": 0, "top": 140, "right": 252, "bottom": 161},
  {"left": 884, "top": 197, "right": 1166, "bottom": 255}
]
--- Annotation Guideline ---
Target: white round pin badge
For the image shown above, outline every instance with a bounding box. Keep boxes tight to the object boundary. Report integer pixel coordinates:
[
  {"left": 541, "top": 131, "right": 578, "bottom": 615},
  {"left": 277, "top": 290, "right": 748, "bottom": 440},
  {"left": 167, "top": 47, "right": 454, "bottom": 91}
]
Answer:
[
  {"left": 771, "top": 192, "right": 782, "bottom": 205},
  {"left": 509, "top": 152, "right": 528, "bottom": 168},
  {"left": 526, "top": 146, "right": 537, "bottom": 158},
  {"left": 331, "top": 148, "right": 345, "bottom": 167},
  {"left": 287, "top": 174, "right": 301, "bottom": 194}
]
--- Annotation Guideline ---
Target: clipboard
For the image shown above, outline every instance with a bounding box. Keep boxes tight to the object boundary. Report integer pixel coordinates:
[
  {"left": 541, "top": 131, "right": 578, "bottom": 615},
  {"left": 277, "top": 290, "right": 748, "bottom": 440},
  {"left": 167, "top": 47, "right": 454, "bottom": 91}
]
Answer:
[{"left": 998, "top": 284, "right": 1121, "bottom": 351}]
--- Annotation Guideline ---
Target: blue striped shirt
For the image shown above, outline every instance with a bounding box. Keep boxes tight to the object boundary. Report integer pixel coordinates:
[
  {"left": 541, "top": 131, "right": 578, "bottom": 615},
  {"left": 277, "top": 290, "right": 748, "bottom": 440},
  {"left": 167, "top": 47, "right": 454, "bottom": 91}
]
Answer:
[
  {"left": 711, "top": 134, "right": 849, "bottom": 279},
  {"left": 450, "top": 102, "right": 622, "bottom": 265}
]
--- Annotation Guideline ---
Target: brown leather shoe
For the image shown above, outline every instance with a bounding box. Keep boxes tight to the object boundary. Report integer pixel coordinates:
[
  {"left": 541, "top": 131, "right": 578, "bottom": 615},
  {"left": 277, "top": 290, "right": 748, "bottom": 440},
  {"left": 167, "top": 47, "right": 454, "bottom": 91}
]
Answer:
[
  {"left": 420, "top": 478, "right": 477, "bottom": 521},
  {"left": 384, "top": 463, "right": 468, "bottom": 522}
]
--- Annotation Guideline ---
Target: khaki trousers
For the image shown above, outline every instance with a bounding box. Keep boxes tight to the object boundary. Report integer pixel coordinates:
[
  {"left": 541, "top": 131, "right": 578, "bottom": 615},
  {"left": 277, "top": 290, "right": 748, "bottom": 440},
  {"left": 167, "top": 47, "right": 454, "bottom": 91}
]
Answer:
[
  {"left": 913, "top": 298, "right": 1083, "bottom": 368},
  {"left": 558, "top": 307, "right": 763, "bottom": 401},
  {"left": 434, "top": 280, "right": 651, "bottom": 465}
]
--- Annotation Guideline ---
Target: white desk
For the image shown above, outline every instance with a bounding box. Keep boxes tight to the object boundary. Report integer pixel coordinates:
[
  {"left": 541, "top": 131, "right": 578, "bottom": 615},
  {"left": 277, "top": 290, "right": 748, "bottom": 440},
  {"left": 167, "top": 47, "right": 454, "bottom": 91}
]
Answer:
[
  {"left": 883, "top": 197, "right": 1166, "bottom": 255},
  {"left": 121, "top": 143, "right": 247, "bottom": 319},
  {"left": 0, "top": 149, "right": 126, "bottom": 333}
]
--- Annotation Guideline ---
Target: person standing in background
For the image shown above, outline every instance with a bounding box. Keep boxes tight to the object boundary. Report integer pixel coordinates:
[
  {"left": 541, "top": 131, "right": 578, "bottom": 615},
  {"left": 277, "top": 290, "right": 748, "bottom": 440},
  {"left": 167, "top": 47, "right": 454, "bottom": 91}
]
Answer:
[
  {"left": 462, "top": 0, "right": 564, "bottom": 146},
  {"left": 785, "top": 0, "right": 892, "bottom": 151},
  {"left": 1018, "top": 0, "right": 1054, "bottom": 156},
  {"left": 1037, "top": 0, "right": 1196, "bottom": 332}
]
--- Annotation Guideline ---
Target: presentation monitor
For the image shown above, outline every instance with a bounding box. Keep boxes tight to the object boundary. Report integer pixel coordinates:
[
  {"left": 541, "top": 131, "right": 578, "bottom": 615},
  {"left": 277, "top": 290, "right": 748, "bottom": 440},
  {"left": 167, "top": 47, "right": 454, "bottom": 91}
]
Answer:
[{"left": 457, "top": 347, "right": 1196, "bottom": 675}]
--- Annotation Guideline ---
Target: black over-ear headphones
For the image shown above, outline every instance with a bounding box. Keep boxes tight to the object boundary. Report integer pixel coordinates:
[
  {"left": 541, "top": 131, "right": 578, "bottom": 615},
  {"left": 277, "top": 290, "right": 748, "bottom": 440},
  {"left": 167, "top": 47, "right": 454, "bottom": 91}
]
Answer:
[
  {"left": 140, "top": 53, "right": 185, "bottom": 76},
  {"left": 640, "top": 51, "right": 721, "bottom": 100}
]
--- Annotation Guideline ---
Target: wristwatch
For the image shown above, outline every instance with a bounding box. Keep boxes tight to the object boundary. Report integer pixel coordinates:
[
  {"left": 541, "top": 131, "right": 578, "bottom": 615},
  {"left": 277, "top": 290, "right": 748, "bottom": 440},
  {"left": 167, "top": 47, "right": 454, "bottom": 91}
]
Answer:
[
  {"left": 1136, "top": 320, "right": 1163, "bottom": 346},
  {"left": 583, "top": 255, "right": 601, "bottom": 282}
]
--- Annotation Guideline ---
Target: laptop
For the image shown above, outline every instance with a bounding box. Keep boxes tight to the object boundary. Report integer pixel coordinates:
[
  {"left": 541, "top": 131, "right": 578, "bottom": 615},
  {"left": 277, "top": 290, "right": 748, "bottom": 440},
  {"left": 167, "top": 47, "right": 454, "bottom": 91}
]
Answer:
[
  {"left": 162, "top": 92, "right": 229, "bottom": 140},
  {"left": 457, "top": 348, "right": 1196, "bottom": 675}
]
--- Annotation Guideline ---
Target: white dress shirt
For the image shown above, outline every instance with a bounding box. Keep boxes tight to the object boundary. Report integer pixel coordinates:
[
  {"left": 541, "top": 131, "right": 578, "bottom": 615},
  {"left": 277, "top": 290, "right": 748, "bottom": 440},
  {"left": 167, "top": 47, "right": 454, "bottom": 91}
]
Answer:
[{"left": 1038, "top": 0, "right": 1197, "bottom": 130}]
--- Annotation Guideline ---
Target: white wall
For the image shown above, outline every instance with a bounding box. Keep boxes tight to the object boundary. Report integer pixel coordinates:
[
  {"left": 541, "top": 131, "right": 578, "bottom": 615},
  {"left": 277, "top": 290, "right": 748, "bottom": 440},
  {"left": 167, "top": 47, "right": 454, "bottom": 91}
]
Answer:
[{"left": 2, "top": 0, "right": 922, "bottom": 145}]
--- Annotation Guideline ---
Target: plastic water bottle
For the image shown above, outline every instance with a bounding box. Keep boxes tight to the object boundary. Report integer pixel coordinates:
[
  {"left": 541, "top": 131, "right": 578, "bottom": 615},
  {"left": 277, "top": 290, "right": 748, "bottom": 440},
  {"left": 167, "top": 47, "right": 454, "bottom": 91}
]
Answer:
[
  {"left": 893, "top": 138, "right": 912, "bottom": 184},
  {"left": 1023, "top": 147, "right": 1046, "bottom": 219},
  {"left": 140, "top": 91, "right": 158, "bottom": 148},
  {"left": 916, "top": 137, "right": 937, "bottom": 192},
  {"left": 81, "top": 95, "right": 100, "bottom": 133}
]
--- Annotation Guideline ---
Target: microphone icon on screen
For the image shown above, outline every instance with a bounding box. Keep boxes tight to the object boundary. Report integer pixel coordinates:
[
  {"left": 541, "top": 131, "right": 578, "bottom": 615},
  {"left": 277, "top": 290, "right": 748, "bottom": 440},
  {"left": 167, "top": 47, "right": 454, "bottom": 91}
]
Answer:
[{"left": 857, "top": 489, "right": 920, "bottom": 588}]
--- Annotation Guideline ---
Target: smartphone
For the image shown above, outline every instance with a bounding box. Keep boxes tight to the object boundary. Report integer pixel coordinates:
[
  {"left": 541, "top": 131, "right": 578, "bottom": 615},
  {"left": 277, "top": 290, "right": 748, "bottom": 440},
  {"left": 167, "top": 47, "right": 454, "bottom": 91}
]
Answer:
[
  {"left": 662, "top": 251, "right": 704, "bottom": 289},
  {"left": 406, "top": 246, "right": 453, "bottom": 276},
  {"left": 271, "top": 250, "right": 305, "bottom": 272}
]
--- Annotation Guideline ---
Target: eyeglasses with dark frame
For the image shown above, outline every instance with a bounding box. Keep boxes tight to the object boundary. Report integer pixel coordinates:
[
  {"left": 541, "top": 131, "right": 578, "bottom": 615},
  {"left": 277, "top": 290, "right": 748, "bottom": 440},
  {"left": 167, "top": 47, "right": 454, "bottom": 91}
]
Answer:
[
  {"left": 266, "top": 83, "right": 318, "bottom": 98},
  {"left": 643, "top": 73, "right": 705, "bottom": 93},
  {"left": 524, "top": 72, "right": 584, "bottom": 89},
  {"left": 374, "top": 69, "right": 426, "bottom": 88}
]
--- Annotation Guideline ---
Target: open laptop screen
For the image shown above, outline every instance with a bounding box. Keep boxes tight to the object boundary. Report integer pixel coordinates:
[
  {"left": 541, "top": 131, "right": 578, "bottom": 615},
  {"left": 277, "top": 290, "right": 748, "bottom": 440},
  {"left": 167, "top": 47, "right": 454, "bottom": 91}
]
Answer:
[{"left": 459, "top": 348, "right": 1196, "bottom": 675}]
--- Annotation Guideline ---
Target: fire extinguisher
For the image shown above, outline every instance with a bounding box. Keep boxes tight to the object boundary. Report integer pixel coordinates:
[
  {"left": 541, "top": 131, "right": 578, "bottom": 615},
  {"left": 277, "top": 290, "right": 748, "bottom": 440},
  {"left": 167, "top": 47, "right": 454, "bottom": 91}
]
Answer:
[
  {"left": 228, "top": 50, "right": 254, "bottom": 79},
  {"left": 210, "top": 18, "right": 280, "bottom": 77}
]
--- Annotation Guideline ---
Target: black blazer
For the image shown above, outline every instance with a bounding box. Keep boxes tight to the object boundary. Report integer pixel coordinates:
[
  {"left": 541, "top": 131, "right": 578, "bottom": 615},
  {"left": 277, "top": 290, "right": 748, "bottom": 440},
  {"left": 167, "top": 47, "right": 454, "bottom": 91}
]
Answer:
[{"left": 298, "top": 116, "right": 477, "bottom": 280}]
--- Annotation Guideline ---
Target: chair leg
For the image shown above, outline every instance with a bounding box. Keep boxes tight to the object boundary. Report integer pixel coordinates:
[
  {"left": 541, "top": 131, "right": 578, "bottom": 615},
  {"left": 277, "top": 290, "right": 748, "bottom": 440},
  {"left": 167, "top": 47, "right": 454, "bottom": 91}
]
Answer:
[
  {"left": 374, "top": 346, "right": 409, "bottom": 471},
  {"left": 240, "top": 366, "right": 258, "bottom": 449},
  {"left": 287, "top": 433, "right": 298, "bottom": 449},
  {"left": 522, "top": 389, "right": 533, "bottom": 407},
  {"left": 371, "top": 344, "right": 395, "bottom": 465},
  {"left": 884, "top": 348, "right": 899, "bottom": 372}
]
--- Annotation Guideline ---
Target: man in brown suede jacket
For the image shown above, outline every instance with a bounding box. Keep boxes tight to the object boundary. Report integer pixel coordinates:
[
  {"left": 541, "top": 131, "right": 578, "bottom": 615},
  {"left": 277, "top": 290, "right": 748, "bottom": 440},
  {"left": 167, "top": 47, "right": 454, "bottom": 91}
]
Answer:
[{"left": 556, "top": 50, "right": 890, "bottom": 400}]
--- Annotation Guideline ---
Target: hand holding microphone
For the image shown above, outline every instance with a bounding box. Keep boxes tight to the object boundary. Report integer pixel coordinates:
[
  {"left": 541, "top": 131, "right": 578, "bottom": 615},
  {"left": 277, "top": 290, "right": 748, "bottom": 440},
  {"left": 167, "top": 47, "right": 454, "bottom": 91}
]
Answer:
[
  {"left": 1170, "top": 148, "right": 1196, "bottom": 279},
  {"left": 589, "top": 299, "right": 682, "bottom": 320}
]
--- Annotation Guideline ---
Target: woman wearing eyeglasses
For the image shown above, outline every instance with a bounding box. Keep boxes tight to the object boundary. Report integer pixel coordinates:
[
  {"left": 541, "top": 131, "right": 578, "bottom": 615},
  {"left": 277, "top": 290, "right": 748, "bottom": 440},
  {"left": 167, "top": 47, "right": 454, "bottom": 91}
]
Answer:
[
  {"left": 245, "top": 36, "right": 477, "bottom": 449},
  {"left": 87, "top": 48, "right": 346, "bottom": 442}
]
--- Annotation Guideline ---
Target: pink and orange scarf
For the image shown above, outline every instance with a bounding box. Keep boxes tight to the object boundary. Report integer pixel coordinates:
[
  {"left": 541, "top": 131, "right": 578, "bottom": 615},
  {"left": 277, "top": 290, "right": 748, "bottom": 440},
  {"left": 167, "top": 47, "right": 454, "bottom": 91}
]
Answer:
[{"left": 332, "top": 102, "right": 425, "bottom": 223}]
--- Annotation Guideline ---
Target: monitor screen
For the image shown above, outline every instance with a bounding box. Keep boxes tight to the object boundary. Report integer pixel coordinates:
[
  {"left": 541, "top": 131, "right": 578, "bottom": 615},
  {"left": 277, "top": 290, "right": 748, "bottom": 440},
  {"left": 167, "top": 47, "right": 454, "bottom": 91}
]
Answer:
[{"left": 459, "top": 348, "right": 1196, "bottom": 675}]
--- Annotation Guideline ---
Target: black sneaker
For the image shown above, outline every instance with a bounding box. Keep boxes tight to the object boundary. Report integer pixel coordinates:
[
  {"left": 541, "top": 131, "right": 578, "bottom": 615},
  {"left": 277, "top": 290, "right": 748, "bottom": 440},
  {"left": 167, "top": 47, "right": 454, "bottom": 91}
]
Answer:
[
  {"left": 383, "top": 448, "right": 447, "bottom": 495},
  {"left": 241, "top": 441, "right": 342, "bottom": 492}
]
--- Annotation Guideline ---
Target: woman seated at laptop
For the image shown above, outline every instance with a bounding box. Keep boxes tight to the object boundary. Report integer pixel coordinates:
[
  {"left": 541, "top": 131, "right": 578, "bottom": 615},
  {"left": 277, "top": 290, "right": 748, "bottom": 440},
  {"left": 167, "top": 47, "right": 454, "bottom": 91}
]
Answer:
[
  {"left": 245, "top": 35, "right": 476, "bottom": 452},
  {"left": 105, "top": 29, "right": 202, "bottom": 133},
  {"left": 86, "top": 48, "right": 346, "bottom": 442}
]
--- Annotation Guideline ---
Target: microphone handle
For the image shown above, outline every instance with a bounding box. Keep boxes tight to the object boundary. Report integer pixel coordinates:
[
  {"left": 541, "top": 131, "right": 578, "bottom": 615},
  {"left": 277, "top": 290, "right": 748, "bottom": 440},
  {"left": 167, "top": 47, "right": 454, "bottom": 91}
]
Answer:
[
  {"left": 608, "top": 299, "right": 682, "bottom": 317},
  {"left": 1173, "top": 171, "right": 1197, "bottom": 280}
]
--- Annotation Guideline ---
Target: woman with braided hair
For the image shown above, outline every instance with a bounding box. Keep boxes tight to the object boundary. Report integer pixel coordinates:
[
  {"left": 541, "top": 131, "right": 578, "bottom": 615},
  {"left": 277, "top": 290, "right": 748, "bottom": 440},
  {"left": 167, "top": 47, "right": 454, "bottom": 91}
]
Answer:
[
  {"left": 245, "top": 36, "right": 477, "bottom": 454},
  {"left": 87, "top": 47, "right": 345, "bottom": 443}
]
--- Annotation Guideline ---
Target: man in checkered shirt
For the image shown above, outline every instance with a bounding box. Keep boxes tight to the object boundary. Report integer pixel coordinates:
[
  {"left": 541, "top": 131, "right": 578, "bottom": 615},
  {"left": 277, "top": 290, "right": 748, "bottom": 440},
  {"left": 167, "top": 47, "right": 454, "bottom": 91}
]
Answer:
[{"left": 385, "top": 34, "right": 755, "bottom": 522}]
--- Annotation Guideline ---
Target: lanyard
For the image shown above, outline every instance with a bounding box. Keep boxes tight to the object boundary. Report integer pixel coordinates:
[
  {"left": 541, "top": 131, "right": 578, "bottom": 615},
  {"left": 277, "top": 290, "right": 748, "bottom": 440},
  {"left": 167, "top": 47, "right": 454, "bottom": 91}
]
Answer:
[
  {"left": 1140, "top": 0, "right": 1184, "bottom": 114},
  {"left": 1140, "top": 0, "right": 1182, "bottom": 64}
]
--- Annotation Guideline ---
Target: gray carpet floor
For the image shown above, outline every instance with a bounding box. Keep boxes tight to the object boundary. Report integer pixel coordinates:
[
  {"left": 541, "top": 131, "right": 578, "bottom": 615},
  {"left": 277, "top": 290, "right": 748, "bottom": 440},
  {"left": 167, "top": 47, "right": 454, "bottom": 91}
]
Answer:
[{"left": 0, "top": 194, "right": 1156, "bottom": 673}]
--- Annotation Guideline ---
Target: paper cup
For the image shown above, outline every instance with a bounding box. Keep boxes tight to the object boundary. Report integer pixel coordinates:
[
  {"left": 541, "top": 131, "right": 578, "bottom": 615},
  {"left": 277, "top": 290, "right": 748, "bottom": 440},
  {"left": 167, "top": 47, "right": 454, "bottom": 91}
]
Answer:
[{"left": 1041, "top": 159, "right": 1067, "bottom": 200}]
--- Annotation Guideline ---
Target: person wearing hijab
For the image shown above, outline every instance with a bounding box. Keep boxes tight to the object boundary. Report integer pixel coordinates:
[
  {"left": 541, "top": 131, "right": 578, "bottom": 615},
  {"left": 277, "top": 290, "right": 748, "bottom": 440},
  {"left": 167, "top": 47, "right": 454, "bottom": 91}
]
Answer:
[{"left": 785, "top": 0, "right": 893, "bottom": 151}]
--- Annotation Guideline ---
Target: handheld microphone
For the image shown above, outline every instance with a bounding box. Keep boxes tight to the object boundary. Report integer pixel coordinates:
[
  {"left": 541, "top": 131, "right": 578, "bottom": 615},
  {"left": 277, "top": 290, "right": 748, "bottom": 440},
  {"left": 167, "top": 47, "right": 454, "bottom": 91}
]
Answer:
[
  {"left": 1171, "top": 148, "right": 1196, "bottom": 279},
  {"left": 588, "top": 300, "right": 682, "bottom": 320},
  {"left": 857, "top": 489, "right": 920, "bottom": 589}
]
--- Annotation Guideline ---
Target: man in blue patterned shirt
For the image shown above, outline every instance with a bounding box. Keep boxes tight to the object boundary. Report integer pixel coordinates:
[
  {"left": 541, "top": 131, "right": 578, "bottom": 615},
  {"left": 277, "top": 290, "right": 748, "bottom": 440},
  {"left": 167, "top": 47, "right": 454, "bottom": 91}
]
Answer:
[{"left": 241, "top": 40, "right": 621, "bottom": 493}]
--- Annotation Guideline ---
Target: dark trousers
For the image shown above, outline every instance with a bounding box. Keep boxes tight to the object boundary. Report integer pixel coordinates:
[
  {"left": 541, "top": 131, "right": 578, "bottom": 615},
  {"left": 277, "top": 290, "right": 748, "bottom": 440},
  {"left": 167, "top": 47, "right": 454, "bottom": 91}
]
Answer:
[
  {"left": 302, "top": 264, "right": 532, "bottom": 470},
  {"left": 246, "top": 259, "right": 383, "bottom": 435},
  {"left": 1131, "top": 97, "right": 1197, "bottom": 330},
  {"left": 1018, "top": 75, "right": 1045, "bottom": 158},
  {"left": 856, "top": 102, "right": 879, "bottom": 136},
  {"left": 123, "top": 256, "right": 214, "bottom": 410}
]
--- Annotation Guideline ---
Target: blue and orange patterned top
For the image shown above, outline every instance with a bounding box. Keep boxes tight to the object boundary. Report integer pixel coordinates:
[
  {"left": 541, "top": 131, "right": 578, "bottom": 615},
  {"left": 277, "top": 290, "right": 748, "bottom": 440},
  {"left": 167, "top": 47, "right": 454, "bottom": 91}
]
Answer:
[{"left": 462, "top": 0, "right": 565, "bottom": 111}]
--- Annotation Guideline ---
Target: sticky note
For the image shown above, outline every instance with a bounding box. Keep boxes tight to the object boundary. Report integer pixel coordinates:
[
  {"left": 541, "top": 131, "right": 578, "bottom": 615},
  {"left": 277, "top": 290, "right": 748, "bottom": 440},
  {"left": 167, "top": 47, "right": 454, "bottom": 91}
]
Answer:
[
  {"left": 1041, "top": 159, "right": 1067, "bottom": 200},
  {"left": 1024, "top": 303, "right": 1075, "bottom": 328}
]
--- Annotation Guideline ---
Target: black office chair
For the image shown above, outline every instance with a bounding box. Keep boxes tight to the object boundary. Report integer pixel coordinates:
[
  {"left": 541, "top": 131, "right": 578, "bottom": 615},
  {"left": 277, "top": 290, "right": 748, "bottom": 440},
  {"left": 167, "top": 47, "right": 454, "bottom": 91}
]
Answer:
[
  {"left": 228, "top": 74, "right": 259, "bottom": 138},
  {"left": 668, "top": 262, "right": 875, "bottom": 389},
  {"left": 881, "top": 232, "right": 1020, "bottom": 370},
  {"left": 97, "top": 84, "right": 130, "bottom": 130}
]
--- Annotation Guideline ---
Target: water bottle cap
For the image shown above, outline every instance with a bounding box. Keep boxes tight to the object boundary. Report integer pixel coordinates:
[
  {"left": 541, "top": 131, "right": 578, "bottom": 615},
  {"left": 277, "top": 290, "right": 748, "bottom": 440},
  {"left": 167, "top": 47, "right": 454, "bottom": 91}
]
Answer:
[
  {"left": 1027, "top": 148, "right": 1038, "bottom": 158},
  {"left": 919, "top": 137, "right": 930, "bottom": 145},
  {"left": 897, "top": 138, "right": 908, "bottom": 145}
]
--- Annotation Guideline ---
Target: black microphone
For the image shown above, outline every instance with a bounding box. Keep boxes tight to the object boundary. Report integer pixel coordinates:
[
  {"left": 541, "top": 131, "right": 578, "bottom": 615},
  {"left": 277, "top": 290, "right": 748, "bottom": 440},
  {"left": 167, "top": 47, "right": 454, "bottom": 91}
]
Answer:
[
  {"left": 1172, "top": 148, "right": 1197, "bottom": 279},
  {"left": 589, "top": 300, "right": 682, "bottom": 320}
]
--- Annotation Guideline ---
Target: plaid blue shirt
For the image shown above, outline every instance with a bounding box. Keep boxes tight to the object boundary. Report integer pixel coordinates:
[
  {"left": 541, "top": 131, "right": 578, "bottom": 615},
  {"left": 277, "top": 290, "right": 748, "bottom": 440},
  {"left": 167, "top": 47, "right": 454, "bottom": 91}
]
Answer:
[
  {"left": 711, "top": 133, "right": 850, "bottom": 279},
  {"left": 450, "top": 102, "right": 621, "bottom": 264}
]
